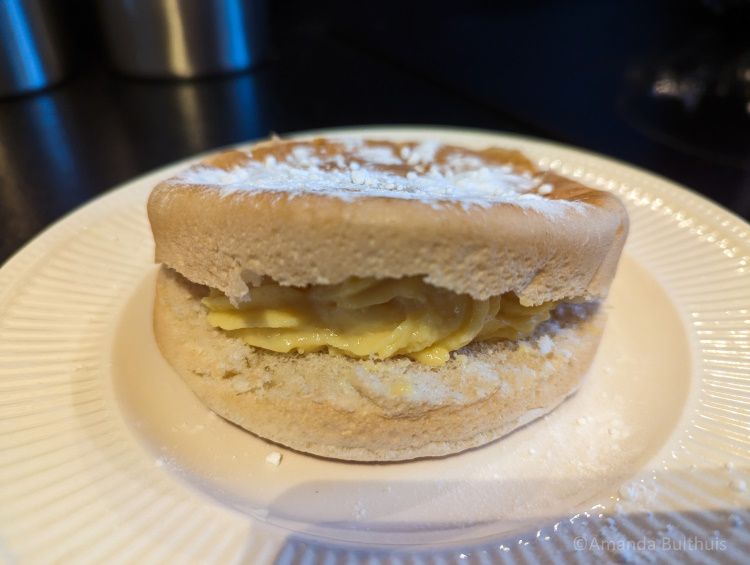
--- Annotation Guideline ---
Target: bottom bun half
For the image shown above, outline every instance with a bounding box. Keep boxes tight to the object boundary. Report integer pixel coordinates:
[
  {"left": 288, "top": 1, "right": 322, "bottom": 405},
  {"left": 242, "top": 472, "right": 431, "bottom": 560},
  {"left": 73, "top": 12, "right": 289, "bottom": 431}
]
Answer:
[{"left": 154, "top": 267, "right": 605, "bottom": 461}]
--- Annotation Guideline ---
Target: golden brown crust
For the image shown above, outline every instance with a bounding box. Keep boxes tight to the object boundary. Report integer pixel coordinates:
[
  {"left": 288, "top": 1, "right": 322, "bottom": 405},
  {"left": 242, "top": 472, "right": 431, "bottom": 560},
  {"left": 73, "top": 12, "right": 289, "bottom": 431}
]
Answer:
[
  {"left": 154, "top": 267, "right": 606, "bottom": 461},
  {"left": 147, "top": 138, "right": 629, "bottom": 304}
]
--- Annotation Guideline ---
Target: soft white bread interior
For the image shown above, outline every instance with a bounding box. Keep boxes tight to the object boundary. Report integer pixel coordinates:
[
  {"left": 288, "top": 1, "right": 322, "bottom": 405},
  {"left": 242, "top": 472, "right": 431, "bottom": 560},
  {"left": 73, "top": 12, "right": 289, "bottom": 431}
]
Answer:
[
  {"left": 154, "top": 267, "right": 606, "bottom": 461},
  {"left": 148, "top": 139, "right": 629, "bottom": 305}
]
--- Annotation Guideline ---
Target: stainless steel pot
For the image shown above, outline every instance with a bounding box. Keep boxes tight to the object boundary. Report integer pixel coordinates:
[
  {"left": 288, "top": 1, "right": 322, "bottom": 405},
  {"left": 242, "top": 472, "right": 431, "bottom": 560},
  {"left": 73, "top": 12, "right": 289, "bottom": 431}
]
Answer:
[
  {"left": 0, "top": 0, "right": 67, "bottom": 97},
  {"left": 97, "top": 0, "right": 268, "bottom": 79}
]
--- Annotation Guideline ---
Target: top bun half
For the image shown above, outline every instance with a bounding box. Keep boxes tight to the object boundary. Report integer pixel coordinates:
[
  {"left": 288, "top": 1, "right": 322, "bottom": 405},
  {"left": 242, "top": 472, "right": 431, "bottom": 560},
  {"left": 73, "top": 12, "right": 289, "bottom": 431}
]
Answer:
[{"left": 147, "top": 137, "right": 628, "bottom": 305}]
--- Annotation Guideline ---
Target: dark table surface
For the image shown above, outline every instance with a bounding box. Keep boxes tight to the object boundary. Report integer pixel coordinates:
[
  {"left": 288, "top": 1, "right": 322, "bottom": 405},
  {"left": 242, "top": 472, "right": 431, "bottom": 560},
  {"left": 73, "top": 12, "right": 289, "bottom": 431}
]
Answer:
[{"left": 2, "top": 0, "right": 749, "bottom": 265}]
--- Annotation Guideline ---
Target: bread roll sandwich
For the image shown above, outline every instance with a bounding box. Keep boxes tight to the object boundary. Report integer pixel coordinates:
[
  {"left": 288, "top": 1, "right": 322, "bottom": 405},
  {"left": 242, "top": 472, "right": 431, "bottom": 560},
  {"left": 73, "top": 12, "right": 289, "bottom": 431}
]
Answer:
[{"left": 148, "top": 136, "right": 628, "bottom": 461}]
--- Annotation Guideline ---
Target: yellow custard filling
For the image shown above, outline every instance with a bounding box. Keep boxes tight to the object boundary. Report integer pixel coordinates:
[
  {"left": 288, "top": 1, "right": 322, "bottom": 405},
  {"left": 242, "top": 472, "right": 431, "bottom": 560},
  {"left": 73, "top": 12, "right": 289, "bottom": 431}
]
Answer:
[{"left": 202, "top": 277, "right": 557, "bottom": 366}]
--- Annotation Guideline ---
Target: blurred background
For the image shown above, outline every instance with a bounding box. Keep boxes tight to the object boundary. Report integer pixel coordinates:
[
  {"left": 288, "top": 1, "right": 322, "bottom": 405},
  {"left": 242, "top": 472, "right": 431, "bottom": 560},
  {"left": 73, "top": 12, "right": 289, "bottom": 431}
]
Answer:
[{"left": 1, "top": 0, "right": 750, "bottom": 263}]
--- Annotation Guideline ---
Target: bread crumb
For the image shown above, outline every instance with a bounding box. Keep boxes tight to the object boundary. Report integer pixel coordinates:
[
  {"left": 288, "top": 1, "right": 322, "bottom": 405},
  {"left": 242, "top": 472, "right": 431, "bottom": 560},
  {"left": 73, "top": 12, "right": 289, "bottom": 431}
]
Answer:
[
  {"left": 538, "top": 183, "right": 553, "bottom": 195},
  {"left": 537, "top": 335, "right": 554, "bottom": 356},
  {"left": 730, "top": 479, "right": 746, "bottom": 492},
  {"left": 231, "top": 376, "right": 251, "bottom": 392},
  {"left": 518, "top": 342, "right": 533, "bottom": 355},
  {"left": 265, "top": 451, "right": 282, "bottom": 466}
]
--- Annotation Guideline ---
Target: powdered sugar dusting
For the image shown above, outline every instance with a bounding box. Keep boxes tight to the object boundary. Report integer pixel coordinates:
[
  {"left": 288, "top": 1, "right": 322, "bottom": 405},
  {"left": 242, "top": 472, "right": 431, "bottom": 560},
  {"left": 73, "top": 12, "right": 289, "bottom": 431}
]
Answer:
[
  {"left": 174, "top": 138, "right": 589, "bottom": 215},
  {"left": 347, "top": 142, "right": 402, "bottom": 165}
]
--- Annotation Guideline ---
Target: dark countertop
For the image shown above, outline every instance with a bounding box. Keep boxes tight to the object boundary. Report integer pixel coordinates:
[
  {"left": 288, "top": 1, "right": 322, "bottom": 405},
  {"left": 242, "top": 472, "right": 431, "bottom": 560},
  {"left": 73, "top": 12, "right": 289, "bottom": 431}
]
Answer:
[{"left": 2, "top": 0, "right": 749, "bottom": 265}]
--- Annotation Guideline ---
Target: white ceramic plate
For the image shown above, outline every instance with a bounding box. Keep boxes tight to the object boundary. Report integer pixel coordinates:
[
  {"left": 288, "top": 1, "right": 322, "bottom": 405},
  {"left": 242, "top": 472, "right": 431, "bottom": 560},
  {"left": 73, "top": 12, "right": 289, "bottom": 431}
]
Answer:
[{"left": 1, "top": 127, "right": 749, "bottom": 563}]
